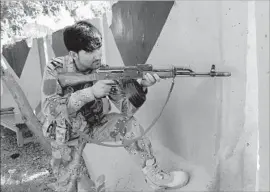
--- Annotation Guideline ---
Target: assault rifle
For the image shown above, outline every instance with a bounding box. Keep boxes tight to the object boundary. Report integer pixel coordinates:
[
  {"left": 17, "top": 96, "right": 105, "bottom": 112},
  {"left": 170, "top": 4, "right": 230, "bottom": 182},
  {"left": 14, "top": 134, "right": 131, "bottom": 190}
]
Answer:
[
  {"left": 57, "top": 64, "right": 231, "bottom": 87},
  {"left": 57, "top": 64, "right": 231, "bottom": 148}
]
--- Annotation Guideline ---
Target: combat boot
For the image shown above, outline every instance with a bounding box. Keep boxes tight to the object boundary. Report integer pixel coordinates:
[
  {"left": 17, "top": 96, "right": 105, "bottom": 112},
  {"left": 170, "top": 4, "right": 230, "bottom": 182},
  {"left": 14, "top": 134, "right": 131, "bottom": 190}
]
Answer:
[{"left": 142, "top": 158, "right": 189, "bottom": 190}]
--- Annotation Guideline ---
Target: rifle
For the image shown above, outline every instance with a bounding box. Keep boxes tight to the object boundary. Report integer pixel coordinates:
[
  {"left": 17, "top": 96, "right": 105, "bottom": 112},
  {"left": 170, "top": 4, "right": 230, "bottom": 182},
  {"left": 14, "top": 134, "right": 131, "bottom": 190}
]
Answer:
[
  {"left": 57, "top": 64, "right": 231, "bottom": 148},
  {"left": 57, "top": 64, "right": 231, "bottom": 87}
]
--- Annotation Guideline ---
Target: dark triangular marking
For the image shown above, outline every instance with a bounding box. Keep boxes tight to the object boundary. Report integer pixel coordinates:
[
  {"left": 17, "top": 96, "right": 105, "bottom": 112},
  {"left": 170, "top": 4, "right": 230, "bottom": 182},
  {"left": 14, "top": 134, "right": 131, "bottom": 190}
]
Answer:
[
  {"left": 52, "top": 29, "right": 69, "bottom": 57},
  {"left": 110, "top": 1, "right": 174, "bottom": 66},
  {"left": 2, "top": 40, "right": 30, "bottom": 77}
]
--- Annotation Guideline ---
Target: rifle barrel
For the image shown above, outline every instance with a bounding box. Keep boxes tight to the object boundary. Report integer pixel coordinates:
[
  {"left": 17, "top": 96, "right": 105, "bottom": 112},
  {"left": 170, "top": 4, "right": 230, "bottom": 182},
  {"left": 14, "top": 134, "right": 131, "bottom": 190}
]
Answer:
[{"left": 183, "top": 72, "right": 231, "bottom": 77}]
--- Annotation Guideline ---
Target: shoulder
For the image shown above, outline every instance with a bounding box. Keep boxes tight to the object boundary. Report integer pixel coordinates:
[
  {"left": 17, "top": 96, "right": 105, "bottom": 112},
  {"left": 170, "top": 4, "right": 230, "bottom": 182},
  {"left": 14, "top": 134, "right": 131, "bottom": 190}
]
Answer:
[
  {"left": 47, "top": 56, "right": 65, "bottom": 70},
  {"left": 46, "top": 56, "right": 71, "bottom": 73}
]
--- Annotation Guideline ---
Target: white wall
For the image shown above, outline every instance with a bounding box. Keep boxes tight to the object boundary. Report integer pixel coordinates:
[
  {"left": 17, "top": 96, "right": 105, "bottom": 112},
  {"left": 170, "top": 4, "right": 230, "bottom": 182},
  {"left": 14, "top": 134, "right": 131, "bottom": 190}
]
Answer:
[
  {"left": 135, "top": 1, "right": 248, "bottom": 178},
  {"left": 256, "top": 1, "right": 269, "bottom": 191}
]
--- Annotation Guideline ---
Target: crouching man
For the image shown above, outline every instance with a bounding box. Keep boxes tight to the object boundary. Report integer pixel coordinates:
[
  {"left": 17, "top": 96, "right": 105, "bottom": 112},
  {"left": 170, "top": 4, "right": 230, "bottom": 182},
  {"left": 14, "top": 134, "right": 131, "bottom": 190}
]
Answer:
[{"left": 40, "top": 20, "right": 190, "bottom": 192}]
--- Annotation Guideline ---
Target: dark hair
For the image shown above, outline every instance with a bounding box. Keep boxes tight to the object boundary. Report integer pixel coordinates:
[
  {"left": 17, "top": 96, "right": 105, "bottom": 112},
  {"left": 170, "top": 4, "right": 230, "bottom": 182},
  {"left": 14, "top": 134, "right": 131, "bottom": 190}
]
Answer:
[{"left": 63, "top": 20, "right": 102, "bottom": 53}]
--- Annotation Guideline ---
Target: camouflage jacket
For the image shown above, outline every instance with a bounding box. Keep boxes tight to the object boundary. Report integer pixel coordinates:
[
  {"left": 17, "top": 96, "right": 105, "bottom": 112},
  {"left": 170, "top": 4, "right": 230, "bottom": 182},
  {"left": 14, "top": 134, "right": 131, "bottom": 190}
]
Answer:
[{"left": 40, "top": 55, "right": 148, "bottom": 145}]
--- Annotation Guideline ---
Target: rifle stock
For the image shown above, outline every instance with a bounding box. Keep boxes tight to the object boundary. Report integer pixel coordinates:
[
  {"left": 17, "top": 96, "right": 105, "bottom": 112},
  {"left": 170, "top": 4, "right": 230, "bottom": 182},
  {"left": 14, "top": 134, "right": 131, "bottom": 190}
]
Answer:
[{"left": 57, "top": 64, "right": 231, "bottom": 87}]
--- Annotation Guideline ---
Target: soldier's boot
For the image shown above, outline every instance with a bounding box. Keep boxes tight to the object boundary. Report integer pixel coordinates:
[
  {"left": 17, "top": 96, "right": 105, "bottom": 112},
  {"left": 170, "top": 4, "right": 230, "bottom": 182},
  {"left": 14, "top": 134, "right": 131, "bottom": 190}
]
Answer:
[{"left": 142, "top": 158, "right": 190, "bottom": 190}]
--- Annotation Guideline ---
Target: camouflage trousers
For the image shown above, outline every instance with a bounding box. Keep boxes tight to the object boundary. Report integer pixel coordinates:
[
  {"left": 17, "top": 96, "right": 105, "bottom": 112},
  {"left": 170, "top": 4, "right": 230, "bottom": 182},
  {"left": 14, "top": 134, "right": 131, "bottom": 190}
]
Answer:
[{"left": 49, "top": 113, "right": 155, "bottom": 192}]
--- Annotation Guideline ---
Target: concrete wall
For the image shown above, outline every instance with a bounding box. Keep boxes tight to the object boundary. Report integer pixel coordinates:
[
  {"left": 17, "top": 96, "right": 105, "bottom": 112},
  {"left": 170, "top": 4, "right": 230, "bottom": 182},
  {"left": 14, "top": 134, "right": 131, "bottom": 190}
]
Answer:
[
  {"left": 105, "top": 0, "right": 250, "bottom": 179},
  {"left": 134, "top": 1, "right": 233, "bottom": 175},
  {"left": 86, "top": 1, "right": 267, "bottom": 191},
  {"left": 256, "top": 1, "right": 269, "bottom": 191}
]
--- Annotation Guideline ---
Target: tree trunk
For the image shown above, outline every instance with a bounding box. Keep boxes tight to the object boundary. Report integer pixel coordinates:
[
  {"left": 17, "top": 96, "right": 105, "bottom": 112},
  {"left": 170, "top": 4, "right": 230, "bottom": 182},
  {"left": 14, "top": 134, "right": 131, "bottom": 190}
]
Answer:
[{"left": 1, "top": 56, "right": 51, "bottom": 154}]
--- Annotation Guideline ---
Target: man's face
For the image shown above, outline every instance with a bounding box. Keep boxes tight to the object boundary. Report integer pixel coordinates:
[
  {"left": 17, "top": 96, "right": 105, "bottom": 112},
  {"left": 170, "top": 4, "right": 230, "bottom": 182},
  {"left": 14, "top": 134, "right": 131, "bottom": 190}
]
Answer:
[{"left": 75, "top": 47, "right": 102, "bottom": 72}]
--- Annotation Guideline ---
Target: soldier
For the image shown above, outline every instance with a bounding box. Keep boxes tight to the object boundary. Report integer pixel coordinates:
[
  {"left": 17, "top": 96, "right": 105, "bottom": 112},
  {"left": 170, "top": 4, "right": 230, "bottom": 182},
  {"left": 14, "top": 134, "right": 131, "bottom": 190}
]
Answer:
[{"left": 40, "top": 20, "right": 189, "bottom": 192}]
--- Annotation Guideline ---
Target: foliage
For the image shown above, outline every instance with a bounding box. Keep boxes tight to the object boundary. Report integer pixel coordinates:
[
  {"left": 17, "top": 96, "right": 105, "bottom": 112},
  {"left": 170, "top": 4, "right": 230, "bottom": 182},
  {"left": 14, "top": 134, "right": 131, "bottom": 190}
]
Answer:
[{"left": 0, "top": 0, "right": 113, "bottom": 46}]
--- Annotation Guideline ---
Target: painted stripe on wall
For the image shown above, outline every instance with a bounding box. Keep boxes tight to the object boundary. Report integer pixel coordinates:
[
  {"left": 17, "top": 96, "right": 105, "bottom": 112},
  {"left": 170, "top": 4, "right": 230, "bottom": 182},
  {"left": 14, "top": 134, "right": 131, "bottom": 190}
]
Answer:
[
  {"left": 2, "top": 40, "right": 30, "bottom": 77},
  {"left": 44, "top": 36, "right": 56, "bottom": 68},
  {"left": 37, "top": 37, "right": 47, "bottom": 75},
  {"left": 110, "top": 1, "right": 174, "bottom": 66},
  {"left": 103, "top": 13, "right": 125, "bottom": 68},
  {"left": 19, "top": 39, "right": 42, "bottom": 110},
  {"left": 52, "top": 29, "right": 69, "bottom": 57},
  {"left": 0, "top": 56, "right": 21, "bottom": 112}
]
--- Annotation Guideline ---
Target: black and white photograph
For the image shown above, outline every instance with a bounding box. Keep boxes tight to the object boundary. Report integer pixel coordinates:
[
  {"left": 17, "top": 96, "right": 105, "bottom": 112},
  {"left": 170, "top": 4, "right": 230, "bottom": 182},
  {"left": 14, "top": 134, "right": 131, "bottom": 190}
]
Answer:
[{"left": 0, "top": 1, "right": 269, "bottom": 192}]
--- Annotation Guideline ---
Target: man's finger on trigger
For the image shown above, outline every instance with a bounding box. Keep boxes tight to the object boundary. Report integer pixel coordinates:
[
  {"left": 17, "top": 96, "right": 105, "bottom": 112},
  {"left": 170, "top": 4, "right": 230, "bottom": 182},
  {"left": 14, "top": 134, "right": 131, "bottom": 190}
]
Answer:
[
  {"left": 144, "top": 74, "right": 152, "bottom": 83},
  {"left": 153, "top": 73, "right": 161, "bottom": 82},
  {"left": 146, "top": 73, "right": 155, "bottom": 82}
]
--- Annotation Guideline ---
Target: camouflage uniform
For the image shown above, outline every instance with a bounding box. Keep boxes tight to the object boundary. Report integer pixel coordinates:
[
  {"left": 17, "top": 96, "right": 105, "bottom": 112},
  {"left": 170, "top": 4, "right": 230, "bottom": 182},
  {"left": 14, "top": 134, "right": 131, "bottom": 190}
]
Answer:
[{"left": 40, "top": 55, "right": 155, "bottom": 192}]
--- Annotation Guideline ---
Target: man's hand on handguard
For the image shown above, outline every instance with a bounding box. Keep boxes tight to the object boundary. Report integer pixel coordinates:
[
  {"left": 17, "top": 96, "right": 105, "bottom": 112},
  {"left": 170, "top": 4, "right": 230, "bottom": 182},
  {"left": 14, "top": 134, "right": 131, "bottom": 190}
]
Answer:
[{"left": 139, "top": 73, "right": 161, "bottom": 88}]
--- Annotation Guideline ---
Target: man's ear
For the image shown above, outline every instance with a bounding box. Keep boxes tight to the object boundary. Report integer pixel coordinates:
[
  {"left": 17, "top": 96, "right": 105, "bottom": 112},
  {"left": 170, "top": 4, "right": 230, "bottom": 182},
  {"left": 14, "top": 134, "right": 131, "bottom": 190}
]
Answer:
[{"left": 69, "top": 51, "right": 79, "bottom": 60}]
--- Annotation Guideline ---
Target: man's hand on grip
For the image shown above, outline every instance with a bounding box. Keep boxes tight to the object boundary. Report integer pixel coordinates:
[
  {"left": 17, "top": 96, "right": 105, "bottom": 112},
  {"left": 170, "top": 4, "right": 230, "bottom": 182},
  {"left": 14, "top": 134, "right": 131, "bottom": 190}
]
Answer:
[{"left": 92, "top": 80, "right": 115, "bottom": 98}]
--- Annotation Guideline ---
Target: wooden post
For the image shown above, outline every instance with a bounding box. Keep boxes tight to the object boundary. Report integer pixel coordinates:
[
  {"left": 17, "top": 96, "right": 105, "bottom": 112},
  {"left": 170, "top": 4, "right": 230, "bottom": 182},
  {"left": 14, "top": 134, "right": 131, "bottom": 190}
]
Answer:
[{"left": 1, "top": 54, "right": 51, "bottom": 154}]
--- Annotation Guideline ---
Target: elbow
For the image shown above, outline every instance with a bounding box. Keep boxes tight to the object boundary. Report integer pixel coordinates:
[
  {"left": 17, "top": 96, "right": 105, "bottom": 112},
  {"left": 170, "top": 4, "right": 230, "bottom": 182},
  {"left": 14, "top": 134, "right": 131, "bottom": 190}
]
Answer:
[
  {"left": 129, "top": 94, "right": 146, "bottom": 108},
  {"left": 124, "top": 79, "right": 147, "bottom": 108}
]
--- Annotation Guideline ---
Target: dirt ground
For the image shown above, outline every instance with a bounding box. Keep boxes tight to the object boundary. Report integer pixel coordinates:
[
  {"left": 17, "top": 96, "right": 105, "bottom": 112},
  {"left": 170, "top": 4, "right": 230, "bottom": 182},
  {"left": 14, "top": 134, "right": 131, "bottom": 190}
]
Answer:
[{"left": 1, "top": 126, "right": 55, "bottom": 192}]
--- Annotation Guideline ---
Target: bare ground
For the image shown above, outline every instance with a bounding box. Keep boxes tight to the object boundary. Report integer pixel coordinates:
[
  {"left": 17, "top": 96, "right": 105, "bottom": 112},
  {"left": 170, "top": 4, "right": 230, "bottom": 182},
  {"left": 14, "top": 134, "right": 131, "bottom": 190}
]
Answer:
[{"left": 1, "top": 126, "right": 55, "bottom": 192}]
